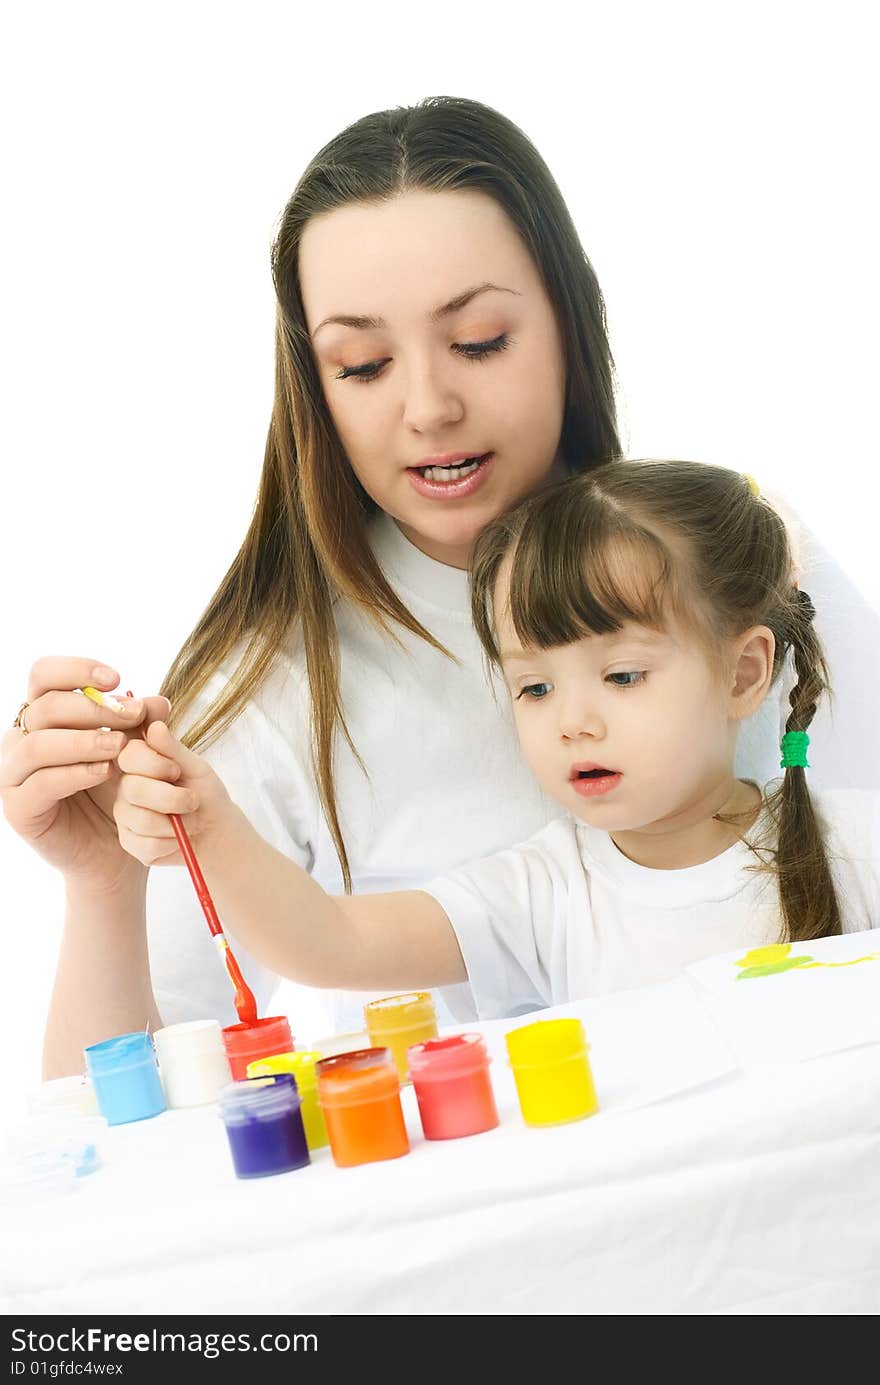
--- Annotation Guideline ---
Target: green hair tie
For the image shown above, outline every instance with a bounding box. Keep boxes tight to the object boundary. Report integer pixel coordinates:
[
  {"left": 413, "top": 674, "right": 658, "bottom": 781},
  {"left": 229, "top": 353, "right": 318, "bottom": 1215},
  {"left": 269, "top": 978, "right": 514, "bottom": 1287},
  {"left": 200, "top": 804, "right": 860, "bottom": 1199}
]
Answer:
[{"left": 780, "top": 730, "right": 810, "bottom": 769}]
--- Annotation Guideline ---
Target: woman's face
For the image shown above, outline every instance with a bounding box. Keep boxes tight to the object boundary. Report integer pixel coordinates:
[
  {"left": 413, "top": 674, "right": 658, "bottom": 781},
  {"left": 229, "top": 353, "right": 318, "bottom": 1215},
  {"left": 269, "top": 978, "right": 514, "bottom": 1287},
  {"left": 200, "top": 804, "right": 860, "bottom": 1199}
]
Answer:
[{"left": 300, "top": 189, "right": 568, "bottom": 568}]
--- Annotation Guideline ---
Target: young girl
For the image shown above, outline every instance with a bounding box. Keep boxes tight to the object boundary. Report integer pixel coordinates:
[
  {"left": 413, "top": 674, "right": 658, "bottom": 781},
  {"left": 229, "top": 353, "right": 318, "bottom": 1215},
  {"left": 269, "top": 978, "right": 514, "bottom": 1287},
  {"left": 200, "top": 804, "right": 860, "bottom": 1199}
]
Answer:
[
  {"left": 4, "top": 99, "right": 878, "bottom": 1072},
  {"left": 113, "top": 461, "right": 880, "bottom": 1016}
]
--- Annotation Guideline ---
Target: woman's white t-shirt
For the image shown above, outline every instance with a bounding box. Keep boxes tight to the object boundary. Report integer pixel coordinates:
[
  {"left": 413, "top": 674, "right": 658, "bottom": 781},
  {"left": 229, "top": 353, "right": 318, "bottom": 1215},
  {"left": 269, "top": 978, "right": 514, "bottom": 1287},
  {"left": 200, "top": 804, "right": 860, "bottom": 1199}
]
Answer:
[{"left": 146, "top": 508, "right": 880, "bottom": 1040}]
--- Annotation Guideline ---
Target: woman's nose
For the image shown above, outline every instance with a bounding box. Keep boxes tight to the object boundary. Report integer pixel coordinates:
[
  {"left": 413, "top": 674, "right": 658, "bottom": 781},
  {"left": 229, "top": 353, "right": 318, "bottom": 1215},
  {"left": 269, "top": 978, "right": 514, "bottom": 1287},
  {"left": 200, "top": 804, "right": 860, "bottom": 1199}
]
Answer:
[{"left": 402, "top": 360, "right": 464, "bottom": 433}]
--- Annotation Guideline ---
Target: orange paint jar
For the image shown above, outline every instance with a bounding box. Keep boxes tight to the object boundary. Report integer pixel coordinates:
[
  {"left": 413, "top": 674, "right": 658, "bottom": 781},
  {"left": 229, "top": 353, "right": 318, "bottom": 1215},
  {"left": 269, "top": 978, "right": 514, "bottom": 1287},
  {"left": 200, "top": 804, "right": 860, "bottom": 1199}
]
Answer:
[
  {"left": 363, "top": 992, "right": 438, "bottom": 1082},
  {"left": 315, "top": 1048, "right": 410, "bottom": 1168}
]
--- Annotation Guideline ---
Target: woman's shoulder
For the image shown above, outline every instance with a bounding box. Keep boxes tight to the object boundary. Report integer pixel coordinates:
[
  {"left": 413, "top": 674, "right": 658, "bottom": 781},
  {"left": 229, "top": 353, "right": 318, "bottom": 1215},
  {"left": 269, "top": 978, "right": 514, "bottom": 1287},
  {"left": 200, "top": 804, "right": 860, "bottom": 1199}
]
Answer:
[{"left": 178, "top": 631, "right": 311, "bottom": 757}]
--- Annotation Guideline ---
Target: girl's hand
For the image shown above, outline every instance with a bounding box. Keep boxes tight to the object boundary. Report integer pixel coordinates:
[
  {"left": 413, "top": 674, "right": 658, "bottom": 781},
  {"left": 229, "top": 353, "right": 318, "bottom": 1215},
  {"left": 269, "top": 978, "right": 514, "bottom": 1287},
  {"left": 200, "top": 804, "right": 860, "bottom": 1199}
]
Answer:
[
  {"left": 0, "top": 657, "right": 171, "bottom": 892},
  {"left": 115, "top": 721, "right": 237, "bottom": 867}
]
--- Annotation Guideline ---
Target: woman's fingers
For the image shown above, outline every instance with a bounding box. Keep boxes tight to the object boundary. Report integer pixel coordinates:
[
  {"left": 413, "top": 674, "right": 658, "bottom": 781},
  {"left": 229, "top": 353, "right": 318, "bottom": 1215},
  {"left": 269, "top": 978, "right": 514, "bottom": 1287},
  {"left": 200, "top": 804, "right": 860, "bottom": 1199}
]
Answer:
[
  {"left": 21, "top": 689, "right": 143, "bottom": 734},
  {"left": 6, "top": 760, "right": 118, "bottom": 827},
  {"left": 0, "top": 728, "right": 127, "bottom": 791},
  {"left": 26, "top": 657, "right": 123, "bottom": 703},
  {"left": 1, "top": 657, "right": 181, "bottom": 879},
  {"left": 19, "top": 658, "right": 171, "bottom": 737}
]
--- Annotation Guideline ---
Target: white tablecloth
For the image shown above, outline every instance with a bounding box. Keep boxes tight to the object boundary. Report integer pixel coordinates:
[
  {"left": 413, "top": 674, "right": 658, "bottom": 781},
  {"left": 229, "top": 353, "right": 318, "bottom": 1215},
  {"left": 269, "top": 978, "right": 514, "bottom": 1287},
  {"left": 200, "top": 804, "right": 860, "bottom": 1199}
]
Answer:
[{"left": 4, "top": 934, "right": 880, "bottom": 1316}]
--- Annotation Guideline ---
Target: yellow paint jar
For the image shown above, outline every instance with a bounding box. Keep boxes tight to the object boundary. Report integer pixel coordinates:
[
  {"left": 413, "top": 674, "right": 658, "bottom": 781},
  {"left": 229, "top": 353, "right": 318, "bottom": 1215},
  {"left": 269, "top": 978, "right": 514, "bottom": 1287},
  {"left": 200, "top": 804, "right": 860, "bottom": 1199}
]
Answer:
[
  {"left": 246, "top": 1051, "right": 329, "bottom": 1151},
  {"left": 363, "top": 992, "right": 438, "bottom": 1082},
  {"left": 505, "top": 1018, "right": 599, "bottom": 1126}
]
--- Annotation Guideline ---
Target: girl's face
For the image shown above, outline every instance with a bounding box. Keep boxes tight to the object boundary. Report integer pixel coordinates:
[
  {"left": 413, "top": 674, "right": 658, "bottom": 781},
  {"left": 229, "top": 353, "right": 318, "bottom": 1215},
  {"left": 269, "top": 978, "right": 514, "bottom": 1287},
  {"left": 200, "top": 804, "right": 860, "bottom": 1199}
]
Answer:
[
  {"left": 300, "top": 189, "right": 568, "bottom": 568},
  {"left": 494, "top": 567, "right": 769, "bottom": 850}
]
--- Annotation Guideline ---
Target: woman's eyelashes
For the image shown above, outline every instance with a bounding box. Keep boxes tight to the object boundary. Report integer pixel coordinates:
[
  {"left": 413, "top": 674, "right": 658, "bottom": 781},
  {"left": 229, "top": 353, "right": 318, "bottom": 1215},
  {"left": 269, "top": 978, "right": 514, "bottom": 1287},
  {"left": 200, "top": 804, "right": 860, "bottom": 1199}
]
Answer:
[
  {"left": 515, "top": 671, "right": 648, "bottom": 701},
  {"left": 334, "top": 332, "right": 511, "bottom": 384}
]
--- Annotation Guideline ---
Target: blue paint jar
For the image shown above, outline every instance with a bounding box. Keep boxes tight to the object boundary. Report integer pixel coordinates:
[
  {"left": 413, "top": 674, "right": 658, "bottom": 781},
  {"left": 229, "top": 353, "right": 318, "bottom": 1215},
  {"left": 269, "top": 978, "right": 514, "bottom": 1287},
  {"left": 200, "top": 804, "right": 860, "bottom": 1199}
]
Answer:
[
  {"left": 218, "top": 1074, "right": 310, "bottom": 1179},
  {"left": 84, "top": 1031, "right": 166, "bottom": 1126}
]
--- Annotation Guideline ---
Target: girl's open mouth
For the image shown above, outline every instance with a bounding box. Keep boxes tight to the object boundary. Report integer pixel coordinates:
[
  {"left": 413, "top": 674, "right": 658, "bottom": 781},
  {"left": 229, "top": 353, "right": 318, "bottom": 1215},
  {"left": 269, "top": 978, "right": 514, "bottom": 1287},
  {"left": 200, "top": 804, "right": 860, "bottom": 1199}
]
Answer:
[{"left": 570, "top": 768, "right": 622, "bottom": 798}]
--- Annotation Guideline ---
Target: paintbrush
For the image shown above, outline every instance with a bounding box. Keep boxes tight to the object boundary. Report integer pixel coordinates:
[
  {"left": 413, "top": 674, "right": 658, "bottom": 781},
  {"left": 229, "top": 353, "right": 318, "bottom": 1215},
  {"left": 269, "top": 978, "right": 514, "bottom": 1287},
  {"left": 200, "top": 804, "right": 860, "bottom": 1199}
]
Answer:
[{"left": 81, "top": 684, "right": 259, "bottom": 1027}]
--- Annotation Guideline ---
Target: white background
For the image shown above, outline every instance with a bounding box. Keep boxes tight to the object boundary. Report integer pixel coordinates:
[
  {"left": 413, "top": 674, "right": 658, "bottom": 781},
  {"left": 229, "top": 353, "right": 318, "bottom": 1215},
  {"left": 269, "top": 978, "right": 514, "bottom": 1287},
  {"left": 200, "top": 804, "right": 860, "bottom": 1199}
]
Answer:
[{"left": 1, "top": 1, "right": 877, "bottom": 1111}]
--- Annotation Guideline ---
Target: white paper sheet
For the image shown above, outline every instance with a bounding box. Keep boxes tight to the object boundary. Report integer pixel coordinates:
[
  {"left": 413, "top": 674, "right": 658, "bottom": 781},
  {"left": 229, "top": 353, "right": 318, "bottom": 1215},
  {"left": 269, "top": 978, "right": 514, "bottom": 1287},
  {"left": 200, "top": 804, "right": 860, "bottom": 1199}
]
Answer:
[{"left": 685, "top": 927, "right": 880, "bottom": 1065}]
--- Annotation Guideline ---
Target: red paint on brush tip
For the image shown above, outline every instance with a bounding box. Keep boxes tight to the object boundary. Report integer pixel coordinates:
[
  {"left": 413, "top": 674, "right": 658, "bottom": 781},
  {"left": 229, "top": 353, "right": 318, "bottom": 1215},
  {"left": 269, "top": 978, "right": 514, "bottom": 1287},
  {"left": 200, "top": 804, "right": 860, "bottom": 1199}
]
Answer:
[{"left": 169, "top": 811, "right": 260, "bottom": 1026}]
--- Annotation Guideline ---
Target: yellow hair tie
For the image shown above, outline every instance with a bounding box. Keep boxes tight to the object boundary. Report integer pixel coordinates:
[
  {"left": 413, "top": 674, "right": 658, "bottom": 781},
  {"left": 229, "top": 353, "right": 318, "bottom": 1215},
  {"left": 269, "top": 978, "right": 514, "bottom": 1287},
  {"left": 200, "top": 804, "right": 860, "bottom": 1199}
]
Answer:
[{"left": 743, "top": 473, "right": 760, "bottom": 497}]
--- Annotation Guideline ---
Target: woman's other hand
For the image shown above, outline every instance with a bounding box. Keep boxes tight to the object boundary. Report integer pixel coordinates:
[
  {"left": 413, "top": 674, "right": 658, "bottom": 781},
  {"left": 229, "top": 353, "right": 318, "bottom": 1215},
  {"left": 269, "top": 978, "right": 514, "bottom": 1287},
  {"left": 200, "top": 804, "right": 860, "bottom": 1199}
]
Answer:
[{"left": 0, "top": 657, "right": 170, "bottom": 891}]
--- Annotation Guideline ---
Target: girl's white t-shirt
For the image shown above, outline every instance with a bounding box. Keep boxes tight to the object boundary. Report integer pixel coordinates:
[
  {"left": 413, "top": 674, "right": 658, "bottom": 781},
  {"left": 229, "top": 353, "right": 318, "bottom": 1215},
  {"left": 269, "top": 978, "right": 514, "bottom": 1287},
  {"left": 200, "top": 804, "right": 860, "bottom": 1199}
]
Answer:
[
  {"left": 146, "top": 508, "right": 880, "bottom": 1040},
  {"left": 422, "top": 788, "right": 880, "bottom": 1020}
]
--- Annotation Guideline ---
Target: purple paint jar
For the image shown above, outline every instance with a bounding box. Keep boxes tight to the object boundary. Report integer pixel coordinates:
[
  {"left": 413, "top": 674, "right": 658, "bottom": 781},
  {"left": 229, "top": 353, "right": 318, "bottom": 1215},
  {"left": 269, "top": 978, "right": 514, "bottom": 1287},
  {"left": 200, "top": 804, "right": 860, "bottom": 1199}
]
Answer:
[{"left": 218, "top": 1073, "right": 310, "bottom": 1179}]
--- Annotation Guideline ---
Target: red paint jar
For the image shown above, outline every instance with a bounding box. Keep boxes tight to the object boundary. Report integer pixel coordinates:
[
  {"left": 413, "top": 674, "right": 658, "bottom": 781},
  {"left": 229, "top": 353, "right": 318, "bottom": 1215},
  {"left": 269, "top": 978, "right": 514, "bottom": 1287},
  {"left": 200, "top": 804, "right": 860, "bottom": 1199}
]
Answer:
[
  {"left": 221, "top": 1015, "right": 293, "bottom": 1081},
  {"left": 407, "top": 1033, "right": 499, "bottom": 1140}
]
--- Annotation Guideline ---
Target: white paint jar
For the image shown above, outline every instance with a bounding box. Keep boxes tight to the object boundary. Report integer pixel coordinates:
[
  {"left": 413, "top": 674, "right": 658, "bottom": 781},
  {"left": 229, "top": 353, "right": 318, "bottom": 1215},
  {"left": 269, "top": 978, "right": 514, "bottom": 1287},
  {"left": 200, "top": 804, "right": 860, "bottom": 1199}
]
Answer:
[{"left": 154, "top": 1019, "right": 231, "bottom": 1107}]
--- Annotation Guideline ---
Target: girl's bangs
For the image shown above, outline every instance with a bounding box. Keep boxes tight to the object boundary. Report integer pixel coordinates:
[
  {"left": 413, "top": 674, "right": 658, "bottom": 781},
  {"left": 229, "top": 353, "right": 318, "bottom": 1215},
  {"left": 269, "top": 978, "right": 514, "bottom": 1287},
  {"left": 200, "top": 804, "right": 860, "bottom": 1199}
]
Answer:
[{"left": 504, "top": 520, "right": 675, "bottom": 652}]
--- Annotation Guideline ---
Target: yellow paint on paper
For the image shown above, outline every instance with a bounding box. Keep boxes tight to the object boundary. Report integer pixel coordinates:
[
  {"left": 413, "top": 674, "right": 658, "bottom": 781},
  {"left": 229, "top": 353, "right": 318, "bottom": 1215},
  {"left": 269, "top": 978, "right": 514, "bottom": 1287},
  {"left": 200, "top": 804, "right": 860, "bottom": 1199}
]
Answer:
[{"left": 735, "top": 942, "right": 880, "bottom": 981}]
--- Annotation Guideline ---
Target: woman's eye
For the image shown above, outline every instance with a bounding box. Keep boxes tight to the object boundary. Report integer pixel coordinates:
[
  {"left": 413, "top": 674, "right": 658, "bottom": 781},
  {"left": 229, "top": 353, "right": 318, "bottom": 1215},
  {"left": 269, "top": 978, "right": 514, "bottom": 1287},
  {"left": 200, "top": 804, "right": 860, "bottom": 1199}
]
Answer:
[
  {"left": 453, "top": 332, "right": 511, "bottom": 361},
  {"left": 516, "top": 682, "right": 552, "bottom": 701},
  {"left": 336, "top": 358, "right": 391, "bottom": 383},
  {"left": 606, "top": 671, "right": 647, "bottom": 688},
  {"left": 335, "top": 333, "right": 511, "bottom": 385}
]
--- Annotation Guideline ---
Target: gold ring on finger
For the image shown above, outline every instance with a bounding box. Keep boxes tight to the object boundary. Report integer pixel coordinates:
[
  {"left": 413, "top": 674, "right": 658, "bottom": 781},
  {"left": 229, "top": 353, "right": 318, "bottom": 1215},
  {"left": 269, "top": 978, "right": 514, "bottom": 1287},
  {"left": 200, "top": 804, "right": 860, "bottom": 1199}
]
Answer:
[{"left": 13, "top": 701, "right": 31, "bottom": 735}]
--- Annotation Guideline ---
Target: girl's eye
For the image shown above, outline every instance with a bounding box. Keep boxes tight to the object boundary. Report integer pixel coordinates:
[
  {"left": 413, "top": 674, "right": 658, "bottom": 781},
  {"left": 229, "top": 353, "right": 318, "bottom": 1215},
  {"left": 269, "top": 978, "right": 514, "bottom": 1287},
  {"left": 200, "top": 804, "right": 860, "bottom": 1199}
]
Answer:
[
  {"left": 516, "top": 682, "right": 552, "bottom": 700},
  {"left": 606, "top": 671, "right": 647, "bottom": 688},
  {"left": 336, "top": 333, "right": 511, "bottom": 384}
]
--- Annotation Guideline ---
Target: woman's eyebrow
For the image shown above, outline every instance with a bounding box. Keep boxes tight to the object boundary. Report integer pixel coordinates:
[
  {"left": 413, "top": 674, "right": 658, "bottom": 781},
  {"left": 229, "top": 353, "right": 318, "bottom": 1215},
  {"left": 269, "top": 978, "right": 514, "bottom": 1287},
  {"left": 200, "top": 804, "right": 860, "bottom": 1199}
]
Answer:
[{"left": 311, "top": 282, "right": 519, "bottom": 338}]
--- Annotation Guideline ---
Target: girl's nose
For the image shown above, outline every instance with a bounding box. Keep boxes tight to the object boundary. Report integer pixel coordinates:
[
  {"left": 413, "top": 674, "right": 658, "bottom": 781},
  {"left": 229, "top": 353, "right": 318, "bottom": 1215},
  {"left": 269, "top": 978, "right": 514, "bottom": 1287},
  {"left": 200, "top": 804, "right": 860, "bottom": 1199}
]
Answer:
[{"left": 558, "top": 701, "right": 605, "bottom": 742}]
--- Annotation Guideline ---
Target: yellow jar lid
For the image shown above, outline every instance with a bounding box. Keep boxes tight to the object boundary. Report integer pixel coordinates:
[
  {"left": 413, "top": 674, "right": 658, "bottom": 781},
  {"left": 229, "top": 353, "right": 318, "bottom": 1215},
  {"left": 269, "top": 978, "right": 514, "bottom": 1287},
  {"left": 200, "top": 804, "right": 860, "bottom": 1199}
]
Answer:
[
  {"left": 505, "top": 1017, "right": 588, "bottom": 1066},
  {"left": 246, "top": 1050, "right": 321, "bottom": 1093},
  {"left": 363, "top": 991, "right": 436, "bottom": 1033}
]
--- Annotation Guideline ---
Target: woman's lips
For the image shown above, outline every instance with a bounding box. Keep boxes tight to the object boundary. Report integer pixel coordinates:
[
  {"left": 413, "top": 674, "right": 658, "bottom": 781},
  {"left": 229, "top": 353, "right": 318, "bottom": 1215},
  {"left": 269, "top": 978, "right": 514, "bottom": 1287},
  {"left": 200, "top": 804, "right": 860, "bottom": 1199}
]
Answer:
[{"left": 406, "top": 452, "right": 494, "bottom": 500}]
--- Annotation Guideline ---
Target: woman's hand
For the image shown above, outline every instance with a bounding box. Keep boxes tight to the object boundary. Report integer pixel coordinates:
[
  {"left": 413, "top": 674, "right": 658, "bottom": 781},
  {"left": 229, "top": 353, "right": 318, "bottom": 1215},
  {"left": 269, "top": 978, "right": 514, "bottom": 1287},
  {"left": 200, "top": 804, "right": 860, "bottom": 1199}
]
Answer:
[
  {"left": 0, "top": 658, "right": 171, "bottom": 892},
  {"left": 115, "top": 721, "right": 238, "bottom": 867}
]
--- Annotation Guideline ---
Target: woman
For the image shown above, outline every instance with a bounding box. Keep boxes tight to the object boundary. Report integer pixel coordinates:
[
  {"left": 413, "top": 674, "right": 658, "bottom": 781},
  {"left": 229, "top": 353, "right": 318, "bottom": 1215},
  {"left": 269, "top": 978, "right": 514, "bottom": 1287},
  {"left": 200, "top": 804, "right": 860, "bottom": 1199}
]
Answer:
[{"left": 2, "top": 97, "right": 875, "bottom": 1072}]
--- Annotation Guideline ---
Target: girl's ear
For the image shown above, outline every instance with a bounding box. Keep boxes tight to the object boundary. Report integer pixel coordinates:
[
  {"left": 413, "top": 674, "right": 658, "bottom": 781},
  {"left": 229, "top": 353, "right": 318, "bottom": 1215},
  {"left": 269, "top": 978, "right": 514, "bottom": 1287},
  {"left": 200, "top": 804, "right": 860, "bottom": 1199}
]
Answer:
[{"left": 728, "top": 625, "right": 776, "bottom": 721}]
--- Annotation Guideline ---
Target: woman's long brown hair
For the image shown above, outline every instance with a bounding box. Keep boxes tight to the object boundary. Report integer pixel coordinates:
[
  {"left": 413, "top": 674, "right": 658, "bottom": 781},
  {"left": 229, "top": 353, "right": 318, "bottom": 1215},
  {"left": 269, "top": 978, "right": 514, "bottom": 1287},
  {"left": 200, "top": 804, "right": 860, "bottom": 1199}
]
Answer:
[
  {"left": 470, "top": 459, "right": 839, "bottom": 942},
  {"left": 160, "top": 96, "right": 621, "bottom": 889}
]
